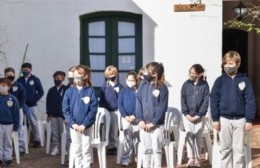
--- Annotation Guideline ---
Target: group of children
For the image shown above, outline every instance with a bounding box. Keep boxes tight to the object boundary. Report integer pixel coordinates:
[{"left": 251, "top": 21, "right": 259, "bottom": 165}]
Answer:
[{"left": 0, "top": 50, "right": 256, "bottom": 168}]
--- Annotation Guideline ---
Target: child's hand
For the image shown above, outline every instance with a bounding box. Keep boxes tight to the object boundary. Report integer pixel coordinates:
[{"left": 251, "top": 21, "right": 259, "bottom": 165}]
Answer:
[
  {"left": 145, "top": 123, "right": 155, "bottom": 132},
  {"left": 245, "top": 122, "right": 253, "bottom": 132},
  {"left": 46, "top": 117, "right": 51, "bottom": 122},
  {"left": 213, "top": 121, "right": 221, "bottom": 132},
  {"left": 72, "top": 124, "right": 79, "bottom": 131},
  {"left": 191, "top": 116, "right": 200, "bottom": 123},
  {"left": 129, "top": 115, "right": 136, "bottom": 123},
  {"left": 78, "top": 125, "right": 86, "bottom": 133},
  {"left": 139, "top": 121, "right": 146, "bottom": 129},
  {"left": 186, "top": 114, "right": 192, "bottom": 121}
]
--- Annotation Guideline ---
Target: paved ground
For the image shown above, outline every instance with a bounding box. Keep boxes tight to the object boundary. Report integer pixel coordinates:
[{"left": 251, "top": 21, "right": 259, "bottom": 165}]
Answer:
[{"left": 5, "top": 120, "right": 260, "bottom": 168}]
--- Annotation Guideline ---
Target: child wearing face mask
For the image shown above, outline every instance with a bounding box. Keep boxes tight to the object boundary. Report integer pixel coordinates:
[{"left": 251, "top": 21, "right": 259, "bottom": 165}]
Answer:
[
  {"left": 17, "top": 62, "right": 44, "bottom": 148},
  {"left": 0, "top": 77, "right": 20, "bottom": 166},
  {"left": 46, "top": 71, "right": 66, "bottom": 155},
  {"left": 99, "top": 65, "right": 123, "bottom": 155},
  {"left": 181, "top": 64, "right": 209, "bottom": 167},
  {"left": 66, "top": 66, "right": 76, "bottom": 89},
  {"left": 4, "top": 67, "right": 27, "bottom": 155},
  {"left": 62, "top": 65, "right": 98, "bottom": 168},
  {"left": 118, "top": 71, "right": 139, "bottom": 166},
  {"left": 211, "top": 51, "right": 256, "bottom": 168},
  {"left": 136, "top": 62, "right": 169, "bottom": 168}
]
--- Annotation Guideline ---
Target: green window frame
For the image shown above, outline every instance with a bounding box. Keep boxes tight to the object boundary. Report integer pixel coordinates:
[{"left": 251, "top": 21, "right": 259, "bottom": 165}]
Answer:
[{"left": 80, "top": 12, "right": 143, "bottom": 95}]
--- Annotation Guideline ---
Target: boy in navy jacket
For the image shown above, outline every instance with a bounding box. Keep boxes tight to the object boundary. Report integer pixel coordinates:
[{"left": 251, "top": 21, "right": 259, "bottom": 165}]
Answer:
[
  {"left": 210, "top": 51, "right": 256, "bottom": 168},
  {"left": 17, "top": 62, "right": 44, "bottom": 148},
  {"left": 0, "top": 77, "right": 20, "bottom": 166},
  {"left": 4, "top": 67, "right": 27, "bottom": 155},
  {"left": 46, "top": 71, "right": 67, "bottom": 155}
]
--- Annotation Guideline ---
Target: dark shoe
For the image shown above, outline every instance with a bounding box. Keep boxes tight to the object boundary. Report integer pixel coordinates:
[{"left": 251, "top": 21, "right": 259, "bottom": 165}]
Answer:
[
  {"left": 5, "top": 160, "right": 14, "bottom": 167},
  {"left": 106, "top": 148, "right": 112, "bottom": 155},
  {"left": 0, "top": 160, "right": 3, "bottom": 166},
  {"left": 110, "top": 147, "right": 117, "bottom": 155},
  {"left": 33, "top": 141, "right": 41, "bottom": 148},
  {"left": 19, "top": 151, "right": 26, "bottom": 156}
]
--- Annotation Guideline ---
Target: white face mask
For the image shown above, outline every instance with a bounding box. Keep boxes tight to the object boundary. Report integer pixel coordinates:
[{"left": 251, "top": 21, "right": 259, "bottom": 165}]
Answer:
[
  {"left": 126, "top": 81, "right": 136, "bottom": 88},
  {"left": 73, "top": 76, "right": 82, "bottom": 85},
  {"left": 0, "top": 86, "right": 9, "bottom": 94}
]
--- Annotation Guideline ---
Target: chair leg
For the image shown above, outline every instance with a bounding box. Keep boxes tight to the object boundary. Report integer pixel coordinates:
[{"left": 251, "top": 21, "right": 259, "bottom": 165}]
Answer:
[
  {"left": 38, "top": 121, "right": 44, "bottom": 146},
  {"left": 101, "top": 146, "right": 107, "bottom": 168},
  {"left": 97, "top": 146, "right": 103, "bottom": 168},
  {"left": 164, "top": 144, "right": 170, "bottom": 168},
  {"left": 22, "top": 125, "right": 29, "bottom": 154},
  {"left": 13, "top": 132, "right": 20, "bottom": 164},
  {"left": 117, "top": 131, "right": 124, "bottom": 164},
  {"left": 69, "top": 143, "right": 74, "bottom": 168},
  {"left": 137, "top": 142, "right": 142, "bottom": 168},
  {"left": 204, "top": 133, "right": 212, "bottom": 165},
  {"left": 177, "top": 135, "right": 186, "bottom": 165}
]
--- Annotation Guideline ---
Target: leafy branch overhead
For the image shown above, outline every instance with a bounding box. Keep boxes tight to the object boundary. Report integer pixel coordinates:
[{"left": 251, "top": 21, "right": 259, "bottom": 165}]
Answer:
[{"left": 224, "top": 2, "right": 260, "bottom": 35}]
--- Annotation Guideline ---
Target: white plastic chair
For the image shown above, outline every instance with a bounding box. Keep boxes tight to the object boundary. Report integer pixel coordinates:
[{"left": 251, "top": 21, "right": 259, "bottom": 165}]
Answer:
[
  {"left": 21, "top": 112, "right": 29, "bottom": 154},
  {"left": 13, "top": 132, "right": 20, "bottom": 164},
  {"left": 38, "top": 120, "right": 49, "bottom": 146},
  {"left": 116, "top": 112, "right": 124, "bottom": 164},
  {"left": 69, "top": 107, "right": 111, "bottom": 168},
  {"left": 45, "top": 122, "right": 52, "bottom": 154},
  {"left": 212, "top": 129, "right": 252, "bottom": 168},
  {"left": 137, "top": 108, "right": 179, "bottom": 168}
]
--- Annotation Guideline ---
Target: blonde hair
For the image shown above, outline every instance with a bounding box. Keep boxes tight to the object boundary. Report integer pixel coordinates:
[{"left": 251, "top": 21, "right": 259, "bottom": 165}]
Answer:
[
  {"left": 222, "top": 51, "right": 241, "bottom": 67},
  {"left": 104, "top": 65, "right": 118, "bottom": 79},
  {"left": 137, "top": 67, "right": 145, "bottom": 85}
]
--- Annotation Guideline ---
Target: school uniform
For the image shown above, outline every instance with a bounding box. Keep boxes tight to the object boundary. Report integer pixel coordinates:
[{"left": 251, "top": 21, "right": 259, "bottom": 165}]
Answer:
[
  {"left": 136, "top": 81, "right": 169, "bottom": 168},
  {"left": 63, "top": 86, "right": 98, "bottom": 168},
  {"left": 46, "top": 85, "right": 66, "bottom": 148},
  {"left": 99, "top": 81, "right": 123, "bottom": 150},
  {"left": 210, "top": 73, "right": 256, "bottom": 168},
  {"left": 0, "top": 94, "right": 20, "bottom": 162},
  {"left": 118, "top": 86, "right": 139, "bottom": 164},
  {"left": 181, "top": 79, "right": 209, "bottom": 159},
  {"left": 17, "top": 75, "right": 44, "bottom": 143}
]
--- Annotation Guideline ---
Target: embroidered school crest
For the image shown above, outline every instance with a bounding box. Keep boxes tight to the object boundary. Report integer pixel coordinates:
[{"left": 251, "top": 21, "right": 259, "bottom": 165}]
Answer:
[
  {"left": 238, "top": 81, "right": 246, "bottom": 91},
  {"left": 114, "top": 87, "right": 120, "bottom": 93},
  {"left": 29, "top": 80, "right": 34, "bottom": 85},
  {"left": 12, "top": 86, "right": 18, "bottom": 92},
  {"left": 82, "top": 96, "right": 90, "bottom": 104},
  {"left": 7, "top": 100, "right": 13, "bottom": 107},
  {"left": 153, "top": 89, "right": 160, "bottom": 97}
]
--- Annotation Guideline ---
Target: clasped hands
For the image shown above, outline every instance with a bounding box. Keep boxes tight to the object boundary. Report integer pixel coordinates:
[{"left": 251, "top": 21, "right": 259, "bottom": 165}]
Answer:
[
  {"left": 139, "top": 121, "right": 155, "bottom": 132},
  {"left": 72, "top": 124, "right": 86, "bottom": 133}
]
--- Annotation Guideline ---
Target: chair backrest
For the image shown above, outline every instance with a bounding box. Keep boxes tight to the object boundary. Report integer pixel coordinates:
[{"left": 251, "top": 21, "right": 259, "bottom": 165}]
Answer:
[
  {"left": 92, "top": 107, "right": 111, "bottom": 145},
  {"left": 166, "top": 107, "right": 182, "bottom": 142}
]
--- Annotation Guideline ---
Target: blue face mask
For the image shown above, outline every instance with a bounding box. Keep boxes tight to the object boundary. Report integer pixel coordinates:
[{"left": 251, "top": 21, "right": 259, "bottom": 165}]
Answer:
[
  {"left": 22, "top": 70, "right": 30, "bottom": 77},
  {"left": 54, "top": 80, "right": 62, "bottom": 86},
  {"left": 143, "top": 74, "right": 153, "bottom": 82},
  {"left": 109, "top": 76, "right": 116, "bottom": 82}
]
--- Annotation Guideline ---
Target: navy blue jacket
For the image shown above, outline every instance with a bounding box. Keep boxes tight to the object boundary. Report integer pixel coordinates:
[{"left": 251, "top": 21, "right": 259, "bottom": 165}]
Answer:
[
  {"left": 46, "top": 85, "right": 67, "bottom": 118},
  {"left": 210, "top": 73, "right": 256, "bottom": 123},
  {"left": 118, "top": 87, "right": 137, "bottom": 118},
  {"left": 17, "top": 75, "right": 44, "bottom": 107},
  {"left": 99, "top": 82, "right": 123, "bottom": 111},
  {"left": 9, "top": 81, "right": 26, "bottom": 109},
  {"left": 0, "top": 94, "right": 20, "bottom": 131},
  {"left": 181, "top": 79, "right": 209, "bottom": 117},
  {"left": 136, "top": 81, "right": 169, "bottom": 126},
  {"left": 62, "top": 86, "right": 98, "bottom": 128}
]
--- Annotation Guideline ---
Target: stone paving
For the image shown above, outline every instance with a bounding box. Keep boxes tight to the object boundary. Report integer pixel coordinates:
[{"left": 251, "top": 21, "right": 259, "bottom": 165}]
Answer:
[{"left": 5, "top": 121, "right": 260, "bottom": 168}]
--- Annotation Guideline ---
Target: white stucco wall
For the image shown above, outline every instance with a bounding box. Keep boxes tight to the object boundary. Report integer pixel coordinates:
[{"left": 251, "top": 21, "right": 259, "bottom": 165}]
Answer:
[{"left": 0, "top": 0, "right": 222, "bottom": 117}]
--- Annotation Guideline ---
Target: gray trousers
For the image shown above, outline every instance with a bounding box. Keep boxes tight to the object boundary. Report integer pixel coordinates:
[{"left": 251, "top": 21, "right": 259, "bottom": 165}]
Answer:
[
  {"left": 183, "top": 116, "right": 205, "bottom": 159},
  {"left": 108, "top": 111, "right": 118, "bottom": 149},
  {"left": 220, "top": 117, "right": 246, "bottom": 168},
  {"left": 0, "top": 124, "right": 13, "bottom": 161},
  {"left": 140, "top": 125, "right": 164, "bottom": 168},
  {"left": 121, "top": 118, "right": 139, "bottom": 163},
  {"left": 51, "top": 117, "right": 64, "bottom": 147},
  {"left": 26, "top": 106, "right": 40, "bottom": 141}
]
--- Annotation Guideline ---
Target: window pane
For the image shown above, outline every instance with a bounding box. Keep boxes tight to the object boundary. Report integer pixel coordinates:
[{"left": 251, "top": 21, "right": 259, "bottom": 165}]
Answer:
[
  {"left": 118, "top": 38, "right": 135, "bottom": 53},
  {"left": 91, "top": 72, "right": 105, "bottom": 87},
  {"left": 118, "top": 22, "right": 135, "bottom": 36},
  {"left": 118, "top": 55, "right": 135, "bottom": 70},
  {"left": 90, "top": 55, "right": 106, "bottom": 70},
  {"left": 89, "top": 21, "right": 105, "bottom": 36},
  {"left": 119, "top": 72, "right": 127, "bottom": 86},
  {"left": 89, "top": 38, "right": 105, "bottom": 53}
]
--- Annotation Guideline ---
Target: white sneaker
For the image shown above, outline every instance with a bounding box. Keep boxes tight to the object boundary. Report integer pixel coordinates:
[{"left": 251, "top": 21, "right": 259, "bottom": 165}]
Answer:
[{"left": 50, "top": 147, "right": 59, "bottom": 155}]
